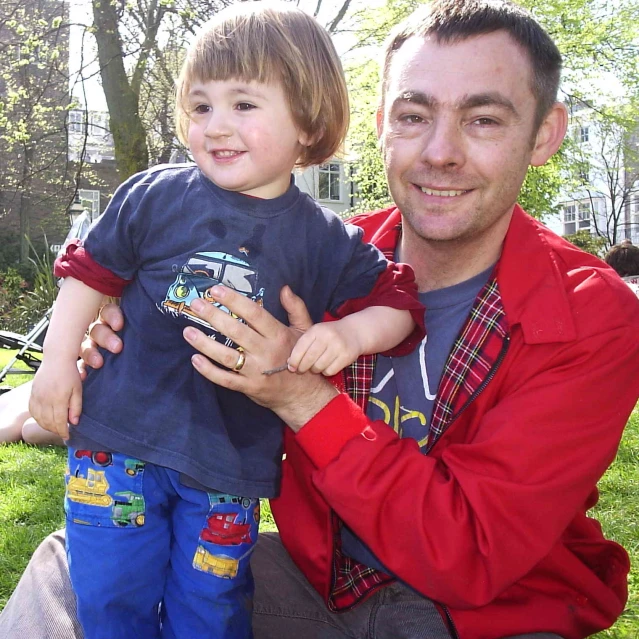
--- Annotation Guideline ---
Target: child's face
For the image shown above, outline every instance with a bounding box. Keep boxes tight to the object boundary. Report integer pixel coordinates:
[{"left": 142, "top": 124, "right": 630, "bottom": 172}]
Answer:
[{"left": 187, "top": 79, "right": 309, "bottom": 199}]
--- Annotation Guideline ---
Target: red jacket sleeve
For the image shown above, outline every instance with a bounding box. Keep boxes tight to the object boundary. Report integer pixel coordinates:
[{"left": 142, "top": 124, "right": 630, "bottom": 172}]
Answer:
[
  {"left": 54, "top": 240, "right": 131, "bottom": 297},
  {"left": 333, "top": 261, "right": 425, "bottom": 357}
]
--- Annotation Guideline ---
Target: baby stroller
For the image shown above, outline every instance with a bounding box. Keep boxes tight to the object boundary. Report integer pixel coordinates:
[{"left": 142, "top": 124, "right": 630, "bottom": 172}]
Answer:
[
  {"left": 0, "top": 209, "right": 93, "bottom": 393},
  {"left": 0, "top": 310, "right": 50, "bottom": 392}
]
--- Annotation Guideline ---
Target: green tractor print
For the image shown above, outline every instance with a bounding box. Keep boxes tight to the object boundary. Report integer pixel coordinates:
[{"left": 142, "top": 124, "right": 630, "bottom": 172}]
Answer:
[{"left": 111, "top": 491, "right": 145, "bottom": 527}]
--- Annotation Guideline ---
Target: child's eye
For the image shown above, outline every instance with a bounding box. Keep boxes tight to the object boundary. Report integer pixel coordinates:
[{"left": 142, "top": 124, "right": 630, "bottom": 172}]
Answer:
[
  {"left": 192, "top": 104, "right": 210, "bottom": 114},
  {"left": 236, "top": 102, "right": 256, "bottom": 111}
]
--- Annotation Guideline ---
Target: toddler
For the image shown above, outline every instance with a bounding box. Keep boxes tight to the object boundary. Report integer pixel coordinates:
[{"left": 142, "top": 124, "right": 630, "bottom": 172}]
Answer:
[{"left": 30, "top": 4, "right": 424, "bottom": 638}]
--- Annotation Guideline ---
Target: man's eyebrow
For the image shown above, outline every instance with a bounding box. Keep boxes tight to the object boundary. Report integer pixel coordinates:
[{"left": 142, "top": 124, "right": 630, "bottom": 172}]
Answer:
[
  {"left": 457, "top": 92, "right": 519, "bottom": 116},
  {"left": 393, "top": 91, "right": 436, "bottom": 109},
  {"left": 391, "top": 90, "right": 519, "bottom": 117}
]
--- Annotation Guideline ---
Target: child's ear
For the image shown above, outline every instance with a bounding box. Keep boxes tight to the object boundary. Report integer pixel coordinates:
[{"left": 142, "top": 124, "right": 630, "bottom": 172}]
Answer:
[{"left": 299, "top": 127, "right": 321, "bottom": 148}]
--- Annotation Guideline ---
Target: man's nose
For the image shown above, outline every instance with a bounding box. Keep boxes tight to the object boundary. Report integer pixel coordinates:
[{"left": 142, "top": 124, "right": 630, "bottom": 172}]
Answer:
[{"left": 420, "top": 117, "right": 465, "bottom": 168}]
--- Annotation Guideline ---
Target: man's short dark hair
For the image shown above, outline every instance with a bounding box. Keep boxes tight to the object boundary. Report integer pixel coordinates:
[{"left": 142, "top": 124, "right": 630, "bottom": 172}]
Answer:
[
  {"left": 382, "top": 0, "right": 562, "bottom": 130},
  {"left": 605, "top": 240, "right": 639, "bottom": 277}
]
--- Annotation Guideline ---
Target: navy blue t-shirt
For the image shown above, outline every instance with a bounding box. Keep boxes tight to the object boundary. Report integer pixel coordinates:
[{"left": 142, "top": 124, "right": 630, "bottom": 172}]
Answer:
[
  {"left": 341, "top": 265, "right": 493, "bottom": 570},
  {"left": 70, "top": 164, "right": 388, "bottom": 498}
]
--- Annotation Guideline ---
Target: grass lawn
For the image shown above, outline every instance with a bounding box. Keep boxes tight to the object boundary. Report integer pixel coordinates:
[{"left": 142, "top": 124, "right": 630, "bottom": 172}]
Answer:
[{"left": 0, "top": 347, "right": 636, "bottom": 637}]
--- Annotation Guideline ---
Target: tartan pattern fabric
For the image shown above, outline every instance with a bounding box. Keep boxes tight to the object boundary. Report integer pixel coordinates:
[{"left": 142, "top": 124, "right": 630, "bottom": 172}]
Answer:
[
  {"left": 327, "top": 541, "right": 394, "bottom": 612},
  {"left": 331, "top": 270, "right": 510, "bottom": 611},
  {"left": 427, "top": 278, "right": 509, "bottom": 451}
]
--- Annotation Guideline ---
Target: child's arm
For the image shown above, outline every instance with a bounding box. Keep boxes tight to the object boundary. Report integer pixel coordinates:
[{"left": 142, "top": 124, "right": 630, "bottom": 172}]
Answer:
[
  {"left": 29, "top": 277, "right": 105, "bottom": 440},
  {"left": 287, "top": 306, "right": 414, "bottom": 376}
]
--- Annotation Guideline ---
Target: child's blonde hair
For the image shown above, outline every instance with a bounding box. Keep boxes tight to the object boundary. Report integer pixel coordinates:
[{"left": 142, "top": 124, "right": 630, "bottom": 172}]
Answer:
[{"left": 175, "top": 2, "right": 349, "bottom": 168}]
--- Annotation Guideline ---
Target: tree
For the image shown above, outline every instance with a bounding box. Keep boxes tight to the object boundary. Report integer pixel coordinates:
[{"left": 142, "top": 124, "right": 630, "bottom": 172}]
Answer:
[
  {"left": 563, "top": 229, "right": 607, "bottom": 256},
  {"left": 0, "top": 0, "right": 73, "bottom": 263}
]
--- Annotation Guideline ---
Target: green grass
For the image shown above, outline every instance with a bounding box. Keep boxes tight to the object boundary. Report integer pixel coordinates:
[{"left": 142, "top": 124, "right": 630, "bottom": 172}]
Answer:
[
  {"left": 0, "top": 346, "right": 635, "bottom": 635},
  {"left": 591, "top": 406, "right": 639, "bottom": 638},
  {"left": 0, "top": 347, "right": 38, "bottom": 389},
  {"left": 0, "top": 442, "right": 66, "bottom": 609}
]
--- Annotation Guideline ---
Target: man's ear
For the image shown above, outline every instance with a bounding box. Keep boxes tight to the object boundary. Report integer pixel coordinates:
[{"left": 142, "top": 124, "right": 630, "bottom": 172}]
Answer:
[
  {"left": 530, "top": 102, "right": 568, "bottom": 167},
  {"left": 376, "top": 106, "right": 384, "bottom": 139}
]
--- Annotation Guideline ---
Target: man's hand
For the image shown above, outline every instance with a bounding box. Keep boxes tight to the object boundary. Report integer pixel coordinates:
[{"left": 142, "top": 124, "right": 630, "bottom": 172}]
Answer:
[
  {"left": 288, "top": 322, "right": 361, "bottom": 376},
  {"left": 183, "top": 285, "right": 339, "bottom": 431},
  {"left": 29, "top": 359, "right": 82, "bottom": 441},
  {"left": 78, "top": 303, "right": 123, "bottom": 377}
]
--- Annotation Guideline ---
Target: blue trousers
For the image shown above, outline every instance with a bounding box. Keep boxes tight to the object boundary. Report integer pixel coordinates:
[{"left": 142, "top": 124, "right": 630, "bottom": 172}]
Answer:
[{"left": 65, "top": 448, "right": 260, "bottom": 639}]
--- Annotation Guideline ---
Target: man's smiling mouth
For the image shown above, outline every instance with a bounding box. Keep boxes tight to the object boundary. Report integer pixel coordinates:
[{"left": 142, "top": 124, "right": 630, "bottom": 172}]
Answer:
[{"left": 419, "top": 187, "right": 468, "bottom": 197}]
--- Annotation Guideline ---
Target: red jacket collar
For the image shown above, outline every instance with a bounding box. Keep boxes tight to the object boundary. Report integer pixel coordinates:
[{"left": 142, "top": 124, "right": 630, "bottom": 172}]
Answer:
[{"left": 352, "top": 204, "right": 576, "bottom": 344}]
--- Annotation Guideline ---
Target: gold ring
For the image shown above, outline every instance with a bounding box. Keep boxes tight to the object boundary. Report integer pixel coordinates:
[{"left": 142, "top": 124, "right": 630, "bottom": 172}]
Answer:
[{"left": 233, "top": 350, "right": 246, "bottom": 372}]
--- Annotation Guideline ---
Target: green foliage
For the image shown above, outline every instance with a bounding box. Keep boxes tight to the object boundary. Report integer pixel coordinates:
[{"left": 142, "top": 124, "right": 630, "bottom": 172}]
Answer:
[
  {"left": 519, "top": 150, "right": 566, "bottom": 219},
  {"left": 345, "top": 59, "right": 391, "bottom": 214},
  {"left": 564, "top": 230, "right": 608, "bottom": 257},
  {"left": 0, "top": 269, "right": 29, "bottom": 331},
  {"left": 8, "top": 239, "right": 58, "bottom": 334}
]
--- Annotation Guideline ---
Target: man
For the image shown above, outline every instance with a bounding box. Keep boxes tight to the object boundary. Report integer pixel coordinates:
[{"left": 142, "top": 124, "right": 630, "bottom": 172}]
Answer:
[{"left": 1, "top": 1, "right": 638, "bottom": 638}]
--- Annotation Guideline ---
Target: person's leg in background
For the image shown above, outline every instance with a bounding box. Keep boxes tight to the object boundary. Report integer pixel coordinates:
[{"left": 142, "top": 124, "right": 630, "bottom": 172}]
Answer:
[
  {"left": 0, "top": 381, "right": 63, "bottom": 445},
  {"left": 0, "top": 529, "right": 84, "bottom": 639},
  {"left": 0, "top": 382, "right": 34, "bottom": 443}
]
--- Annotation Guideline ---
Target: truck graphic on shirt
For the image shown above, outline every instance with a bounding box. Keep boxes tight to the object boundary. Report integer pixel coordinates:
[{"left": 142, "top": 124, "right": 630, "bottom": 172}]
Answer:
[{"left": 161, "top": 252, "right": 264, "bottom": 330}]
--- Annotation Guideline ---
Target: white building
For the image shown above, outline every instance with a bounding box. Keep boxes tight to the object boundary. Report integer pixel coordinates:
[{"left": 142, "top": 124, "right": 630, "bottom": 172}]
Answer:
[{"left": 546, "top": 99, "right": 639, "bottom": 245}]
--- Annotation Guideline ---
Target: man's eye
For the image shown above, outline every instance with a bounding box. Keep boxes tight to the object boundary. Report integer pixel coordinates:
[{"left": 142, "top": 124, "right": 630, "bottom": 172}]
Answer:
[
  {"left": 399, "top": 114, "right": 424, "bottom": 124},
  {"left": 473, "top": 117, "right": 498, "bottom": 126}
]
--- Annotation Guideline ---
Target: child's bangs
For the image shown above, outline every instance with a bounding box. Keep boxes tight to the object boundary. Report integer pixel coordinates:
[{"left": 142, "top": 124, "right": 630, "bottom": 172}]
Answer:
[{"left": 188, "top": 33, "right": 283, "bottom": 87}]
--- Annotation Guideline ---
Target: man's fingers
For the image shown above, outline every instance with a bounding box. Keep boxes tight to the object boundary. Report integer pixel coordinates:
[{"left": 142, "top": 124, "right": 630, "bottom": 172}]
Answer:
[
  {"left": 194, "top": 286, "right": 283, "bottom": 340},
  {"left": 280, "top": 285, "right": 313, "bottom": 333},
  {"left": 99, "top": 303, "right": 124, "bottom": 332},
  {"left": 183, "top": 327, "right": 245, "bottom": 372},
  {"left": 88, "top": 322, "right": 123, "bottom": 354}
]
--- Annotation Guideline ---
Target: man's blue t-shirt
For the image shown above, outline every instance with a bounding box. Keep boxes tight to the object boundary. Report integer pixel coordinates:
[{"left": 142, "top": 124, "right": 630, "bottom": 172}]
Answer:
[
  {"left": 70, "top": 164, "right": 389, "bottom": 498},
  {"left": 341, "top": 265, "right": 493, "bottom": 570}
]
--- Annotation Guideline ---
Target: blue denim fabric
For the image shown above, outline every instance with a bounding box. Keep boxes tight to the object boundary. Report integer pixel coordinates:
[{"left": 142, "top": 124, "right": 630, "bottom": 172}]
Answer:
[{"left": 65, "top": 448, "right": 259, "bottom": 639}]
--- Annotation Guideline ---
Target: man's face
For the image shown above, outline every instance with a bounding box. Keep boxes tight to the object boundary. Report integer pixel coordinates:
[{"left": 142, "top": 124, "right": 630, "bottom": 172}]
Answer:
[{"left": 379, "top": 31, "right": 549, "bottom": 248}]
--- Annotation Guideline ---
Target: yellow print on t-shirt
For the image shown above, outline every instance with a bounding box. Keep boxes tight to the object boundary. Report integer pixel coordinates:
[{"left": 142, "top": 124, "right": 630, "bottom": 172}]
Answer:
[{"left": 368, "top": 395, "right": 429, "bottom": 449}]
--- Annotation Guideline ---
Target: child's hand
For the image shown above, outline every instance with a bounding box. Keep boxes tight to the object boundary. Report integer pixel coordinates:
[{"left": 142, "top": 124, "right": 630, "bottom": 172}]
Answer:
[
  {"left": 29, "top": 360, "right": 83, "bottom": 441},
  {"left": 287, "top": 323, "right": 361, "bottom": 376}
]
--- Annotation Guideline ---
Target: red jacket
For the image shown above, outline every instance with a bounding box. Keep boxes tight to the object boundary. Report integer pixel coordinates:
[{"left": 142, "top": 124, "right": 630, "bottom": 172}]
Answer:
[{"left": 271, "top": 205, "right": 639, "bottom": 639}]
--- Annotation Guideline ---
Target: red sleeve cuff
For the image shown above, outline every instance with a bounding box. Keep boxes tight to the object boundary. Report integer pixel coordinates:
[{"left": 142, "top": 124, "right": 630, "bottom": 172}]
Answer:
[
  {"left": 295, "top": 393, "right": 370, "bottom": 468},
  {"left": 54, "top": 240, "right": 131, "bottom": 297},
  {"left": 334, "top": 261, "right": 425, "bottom": 357}
]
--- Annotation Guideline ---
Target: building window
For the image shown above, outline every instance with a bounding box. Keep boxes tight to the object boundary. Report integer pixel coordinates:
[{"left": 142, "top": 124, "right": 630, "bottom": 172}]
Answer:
[
  {"left": 318, "top": 163, "right": 341, "bottom": 201},
  {"left": 578, "top": 202, "right": 591, "bottom": 231},
  {"left": 79, "top": 189, "right": 100, "bottom": 220},
  {"left": 563, "top": 204, "right": 576, "bottom": 235},
  {"left": 579, "top": 126, "right": 589, "bottom": 144},
  {"left": 69, "top": 110, "right": 85, "bottom": 134}
]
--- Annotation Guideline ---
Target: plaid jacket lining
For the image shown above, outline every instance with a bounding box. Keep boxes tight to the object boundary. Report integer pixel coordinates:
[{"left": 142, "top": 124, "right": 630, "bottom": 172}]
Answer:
[{"left": 330, "top": 273, "right": 510, "bottom": 611}]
